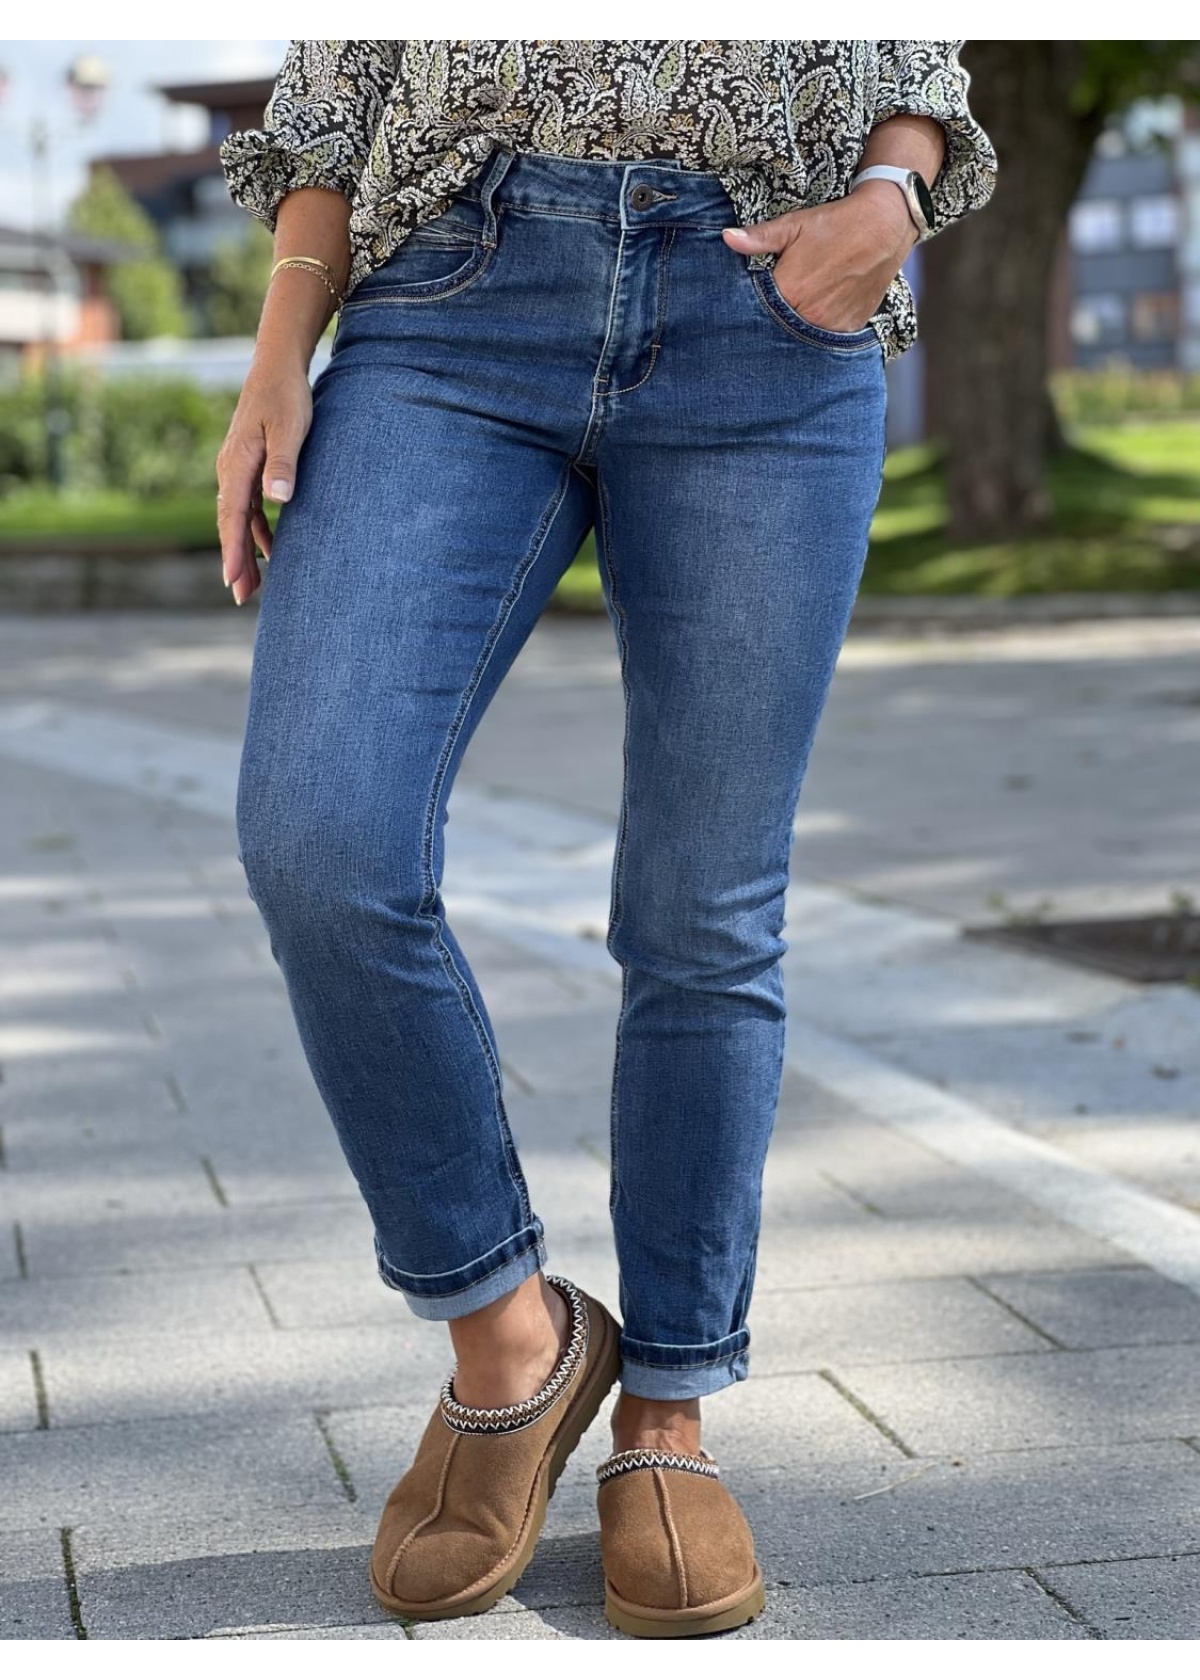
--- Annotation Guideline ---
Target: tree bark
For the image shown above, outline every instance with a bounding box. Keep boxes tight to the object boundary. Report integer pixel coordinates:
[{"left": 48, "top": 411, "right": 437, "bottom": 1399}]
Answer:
[{"left": 922, "top": 43, "right": 1102, "bottom": 540}]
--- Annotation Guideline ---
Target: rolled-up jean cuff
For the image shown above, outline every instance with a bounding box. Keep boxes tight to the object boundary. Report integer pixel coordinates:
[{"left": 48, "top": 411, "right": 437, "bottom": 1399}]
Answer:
[
  {"left": 618, "top": 1330, "right": 750, "bottom": 1400},
  {"left": 376, "top": 1221, "right": 547, "bottom": 1322}
]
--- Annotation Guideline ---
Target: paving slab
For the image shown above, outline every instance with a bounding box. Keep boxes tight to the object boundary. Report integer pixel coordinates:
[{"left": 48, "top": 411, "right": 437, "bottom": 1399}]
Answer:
[
  {"left": 0, "top": 1059, "right": 183, "bottom": 1128},
  {"left": 1039, "top": 1553, "right": 1200, "bottom": 1639},
  {"left": 540, "top": 1570, "right": 1090, "bottom": 1640},
  {"left": 195, "top": 1132, "right": 360, "bottom": 1208},
  {"left": 733, "top": 1571, "right": 1090, "bottom": 1639},
  {"left": 861, "top": 1011, "right": 1200, "bottom": 1153},
  {"left": 77, "top": 1543, "right": 391, "bottom": 1640},
  {"left": 19, "top": 1195, "right": 375, "bottom": 1281},
  {"left": 0, "top": 1152, "right": 226, "bottom": 1227},
  {"left": 755, "top": 1207, "right": 1130, "bottom": 1292},
  {"left": 38, "top": 1322, "right": 449, "bottom": 1428},
  {"left": 493, "top": 1008, "right": 619, "bottom": 1096},
  {"left": 0, "top": 1411, "right": 356, "bottom": 1545},
  {"left": 772, "top": 1113, "right": 1043, "bottom": 1223},
  {"left": 1, "top": 1112, "right": 196, "bottom": 1171},
  {"left": 977, "top": 1265, "right": 1200, "bottom": 1350},
  {"left": 0, "top": 1351, "right": 40, "bottom": 1434},
  {"left": 252, "top": 1259, "right": 415, "bottom": 1333},
  {"left": 739, "top": 1440, "right": 1200, "bottom": 1586},
  {"left": 224, "top": 1622, "right": 409, "bottom": 1639},
  {"left": 833, "top": 1342, "right": 1200, "bottom": 1454},
  {"left": 671, "top": 1372, "right": 907, "bottom": 1472},
  {"left": 749, "top": 1278, "right": 1048, "bottom": 1372},
  {"left": 0, "top": 1266, "right": 271, "bottom": 1341},
  {"left": 410, "top": 1607, "right": 563, "bottom": 1638},
  {"left": 0, "top": 1528, "right": 75, "bottom": 1640},
  {"left": 0, "top": 1224, "right": 21, "bottom": 1286},
  {"left": 1040, "top": 1119, "right": 1200, "bottom": 1214},
  {"left": 503, "top": 1088, "right": 612, "bottom": 1146}
]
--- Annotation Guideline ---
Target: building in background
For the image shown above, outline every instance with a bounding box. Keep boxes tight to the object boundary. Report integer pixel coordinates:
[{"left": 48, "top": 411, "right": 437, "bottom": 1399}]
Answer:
[
  {"left": 0, "top": 223, "right": 130, "bottom": 379},
  {"left": 1055, "top": 100, "right": 1198, "bottom": 371},
  {"left": 90, "top": 77, "right": 273, "bottom": 317},
  {"left": 1178, "top": 103, "right": 1200, "bottom": 372}
]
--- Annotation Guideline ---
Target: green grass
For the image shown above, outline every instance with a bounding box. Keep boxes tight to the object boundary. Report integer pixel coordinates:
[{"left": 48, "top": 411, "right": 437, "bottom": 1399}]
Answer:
[
  {"left": 2, "top": 419, "right": 1197, "bottom": 603},
  {"left": 0, "top": 487, "right": 222, "bottom": 551},
  {"left": 556, "top": 418, "right": 1200, "bottom": 608}
]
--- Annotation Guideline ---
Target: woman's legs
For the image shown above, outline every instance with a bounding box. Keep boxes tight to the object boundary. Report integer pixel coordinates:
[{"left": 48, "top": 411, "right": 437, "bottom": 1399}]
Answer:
[
  {"left": 590, "top": 247, "right": 887, "bottom": 1411},
  {"left": 236, "top": 316, "right": 594, "bottom": 1340}
]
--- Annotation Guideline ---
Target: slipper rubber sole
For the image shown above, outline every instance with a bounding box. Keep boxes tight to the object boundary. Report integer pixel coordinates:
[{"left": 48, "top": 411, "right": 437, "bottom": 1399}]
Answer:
[{"left": 604, "top": 1567, "right": 766, "bottom": 1638}]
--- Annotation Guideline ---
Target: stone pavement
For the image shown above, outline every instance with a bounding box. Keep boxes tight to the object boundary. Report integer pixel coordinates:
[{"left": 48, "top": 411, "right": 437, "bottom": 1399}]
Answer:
[{"left": 1, "top": 610, "right": 1200, "bottom": 1641}]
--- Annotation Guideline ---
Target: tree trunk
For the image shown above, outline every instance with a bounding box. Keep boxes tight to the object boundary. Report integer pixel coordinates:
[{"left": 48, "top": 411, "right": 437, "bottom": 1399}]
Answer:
[{"left": 922, "top": 43, "right": 1102, "bottom": 540}]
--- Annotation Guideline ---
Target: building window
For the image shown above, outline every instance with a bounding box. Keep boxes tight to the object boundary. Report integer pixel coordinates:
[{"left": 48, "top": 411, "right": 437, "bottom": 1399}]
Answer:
[
  {"left": 1130, "top": 291, "right": 1178, "bottom": 342},
  {"left": 1069, "top": 199, "right": 1123, "bottom": 253},
  {"left": 1071, "top": 294, "right": 1126, "bottom": 346},
  {"left": 1129, "top": 194, "right": 1180, "bottom": 248}
]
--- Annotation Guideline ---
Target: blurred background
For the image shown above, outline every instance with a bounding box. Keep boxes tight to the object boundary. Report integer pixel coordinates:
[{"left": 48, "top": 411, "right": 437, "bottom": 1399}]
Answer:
[{"left": 0, "top": 39, "right": 1197, "bottom": 608}]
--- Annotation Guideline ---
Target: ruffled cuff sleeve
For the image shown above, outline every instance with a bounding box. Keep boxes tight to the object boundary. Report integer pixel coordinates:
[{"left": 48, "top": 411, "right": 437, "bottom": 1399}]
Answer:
[
  {"left": 872, "top": 40, "right": 998, "bottom": 235},
  {"left": 220, "top": 39, "right": 399, "bottom": 229}
]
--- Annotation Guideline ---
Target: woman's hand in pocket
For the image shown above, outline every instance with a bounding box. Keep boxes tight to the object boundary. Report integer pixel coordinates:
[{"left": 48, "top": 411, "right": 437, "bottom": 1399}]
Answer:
[
  {"left": 723, "top": 183, "right": 918, "bottom": 335},
  {"left": 215, "top": 357, "right": 313, "bottom": 605}
]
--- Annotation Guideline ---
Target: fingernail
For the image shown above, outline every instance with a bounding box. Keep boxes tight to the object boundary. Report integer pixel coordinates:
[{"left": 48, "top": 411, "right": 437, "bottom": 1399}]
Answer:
[
  {"left": 270, "top": 480, "right": 291, "bottom": 501},
  {"left": 221, "top": 566, "right": 229, "bottom": 587}
]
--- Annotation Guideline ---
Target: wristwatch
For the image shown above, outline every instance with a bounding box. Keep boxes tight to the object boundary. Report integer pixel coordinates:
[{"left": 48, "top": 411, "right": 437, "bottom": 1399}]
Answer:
[{"left": 849, "top": 165, "right": 935, "bottom": 241}]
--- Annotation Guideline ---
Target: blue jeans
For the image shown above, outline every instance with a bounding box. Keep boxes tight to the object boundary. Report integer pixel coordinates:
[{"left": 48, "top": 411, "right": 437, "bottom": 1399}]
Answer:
[{"left": 237, "top": 149, "right": 887, "bottom": 1400}]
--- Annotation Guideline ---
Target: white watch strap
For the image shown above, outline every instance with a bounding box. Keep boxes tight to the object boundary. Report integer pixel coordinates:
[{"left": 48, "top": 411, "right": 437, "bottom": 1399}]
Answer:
[
  {"left": 850, "top": 164, "right": 929, "bottom": 237},
  {"left": 851, "top": 164, "right": 912, "bottom": 192}
]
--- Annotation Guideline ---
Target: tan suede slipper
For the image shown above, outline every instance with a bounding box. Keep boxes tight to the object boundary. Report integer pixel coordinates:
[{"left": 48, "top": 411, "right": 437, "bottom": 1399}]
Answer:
[
  {"left": 369, "top": 1275, "right": 620, "bottom": 1621},
  {"left": 596, "top": 1447, "right": 765, "bottom": 1637}
]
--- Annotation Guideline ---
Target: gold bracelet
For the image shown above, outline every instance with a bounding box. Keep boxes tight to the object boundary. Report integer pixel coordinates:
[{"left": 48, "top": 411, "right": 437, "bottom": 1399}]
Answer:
[{"left": 269, "top": 256, "right": 346, "bottom": 310}]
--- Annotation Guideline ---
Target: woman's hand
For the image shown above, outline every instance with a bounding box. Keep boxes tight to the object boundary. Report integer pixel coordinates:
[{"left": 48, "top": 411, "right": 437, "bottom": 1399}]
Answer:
[
  {"left": 215, "top": 357, "right": 313, "bottom": 605},
  {"left": 723, "top": 181, "right": 918, "bottom": 335}
]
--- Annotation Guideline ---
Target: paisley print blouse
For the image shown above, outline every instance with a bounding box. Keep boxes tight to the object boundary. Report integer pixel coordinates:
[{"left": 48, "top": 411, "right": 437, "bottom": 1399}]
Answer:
[{"left": 220, "top": 40, "right": 997, "bottom": 361}]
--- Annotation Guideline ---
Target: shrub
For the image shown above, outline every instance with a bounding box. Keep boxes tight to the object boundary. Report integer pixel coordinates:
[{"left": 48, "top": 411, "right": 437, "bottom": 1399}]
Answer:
[
  {"left": 1053, "top": 360, "right": 1200, "bottom": 425},
  {"left": 0, "top": 367, "right": 237, "bottom": 499}
]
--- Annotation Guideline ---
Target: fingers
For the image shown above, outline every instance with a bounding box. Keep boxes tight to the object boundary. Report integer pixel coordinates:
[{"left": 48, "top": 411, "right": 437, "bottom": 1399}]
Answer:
[
  {"left": 249, "top": 504, "right": 274, "bottom": 563},
  {"left": 216, "top": 436, "right": 268, "bottom": 606},
  {"left": 722, "top": 208, "right": 804, "bottom": 256},
  {"left": 218, "top": 386, "right": 311, "bottom": 606},
  {"left": 261, "top": 429, "right": 304, "bottom": 506}
]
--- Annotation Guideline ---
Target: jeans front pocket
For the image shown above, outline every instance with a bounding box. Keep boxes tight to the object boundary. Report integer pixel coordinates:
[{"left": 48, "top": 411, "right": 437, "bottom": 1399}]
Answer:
[
  {"left": 342, "top": 199, "right": 496, "bottom": 307},
  {"left": 752, "top": 266, "right": 881, "bottom": 355}
]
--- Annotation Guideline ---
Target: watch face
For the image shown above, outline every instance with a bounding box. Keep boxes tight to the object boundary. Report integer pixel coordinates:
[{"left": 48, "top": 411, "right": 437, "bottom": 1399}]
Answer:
[{"left": 911, "top": 171, "right": 935, "bottom": 232}]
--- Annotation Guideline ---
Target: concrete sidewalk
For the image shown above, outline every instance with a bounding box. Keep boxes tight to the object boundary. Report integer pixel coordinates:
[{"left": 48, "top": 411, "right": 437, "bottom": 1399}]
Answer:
[{"left": 2, "top": 612, "right": 1200, "bottom": 1640}]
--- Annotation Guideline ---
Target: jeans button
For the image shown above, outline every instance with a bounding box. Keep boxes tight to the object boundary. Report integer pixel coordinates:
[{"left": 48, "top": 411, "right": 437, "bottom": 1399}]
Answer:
[{"left": 629, "top": 185, "right": 655, "bottom": 211}]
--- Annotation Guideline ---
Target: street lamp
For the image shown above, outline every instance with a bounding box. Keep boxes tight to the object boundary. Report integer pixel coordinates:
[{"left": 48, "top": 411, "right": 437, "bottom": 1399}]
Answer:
[{"left": 0, "top": 52, "right": 109, "bottom": 488}]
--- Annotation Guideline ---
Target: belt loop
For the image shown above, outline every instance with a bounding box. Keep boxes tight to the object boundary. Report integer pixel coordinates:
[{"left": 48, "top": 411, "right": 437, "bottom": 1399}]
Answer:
[{"left": 478, "top": 147, "right": 516, "bottom": 249}]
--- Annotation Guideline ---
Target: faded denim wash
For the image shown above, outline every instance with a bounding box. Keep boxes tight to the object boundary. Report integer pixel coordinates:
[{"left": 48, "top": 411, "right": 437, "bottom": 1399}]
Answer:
[{"left": 236, "top": 149, "right": 888, "bottom": 1399}]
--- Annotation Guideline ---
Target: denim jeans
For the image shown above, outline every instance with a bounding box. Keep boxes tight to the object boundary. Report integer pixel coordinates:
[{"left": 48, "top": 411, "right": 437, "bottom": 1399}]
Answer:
[{"left": 237, "top": 149, "right": 887, "bottom": 1399}]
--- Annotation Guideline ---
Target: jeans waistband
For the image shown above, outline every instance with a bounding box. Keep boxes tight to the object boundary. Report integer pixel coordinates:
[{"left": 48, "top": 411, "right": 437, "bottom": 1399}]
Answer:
[{"left": 461, "top": 146, "right": 738, "bottom": 232}]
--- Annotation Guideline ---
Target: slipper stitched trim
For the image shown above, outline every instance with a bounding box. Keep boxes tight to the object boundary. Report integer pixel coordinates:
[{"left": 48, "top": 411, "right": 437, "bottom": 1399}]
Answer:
[
  {"left": 596, "top": 1448, "right": 721, "bottom": 1485},
  {"left": 438, "top": 1274, "right": 589, "bottom": 1436}
]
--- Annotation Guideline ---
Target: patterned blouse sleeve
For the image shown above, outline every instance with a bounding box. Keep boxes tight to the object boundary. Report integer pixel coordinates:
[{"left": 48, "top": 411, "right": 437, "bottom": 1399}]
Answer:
[
  {"left": 872, "top": 41, "right": 997, "bottom": 234},
  {"left": 220, "top": 40, "right": 399, "bottom": 229}
]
